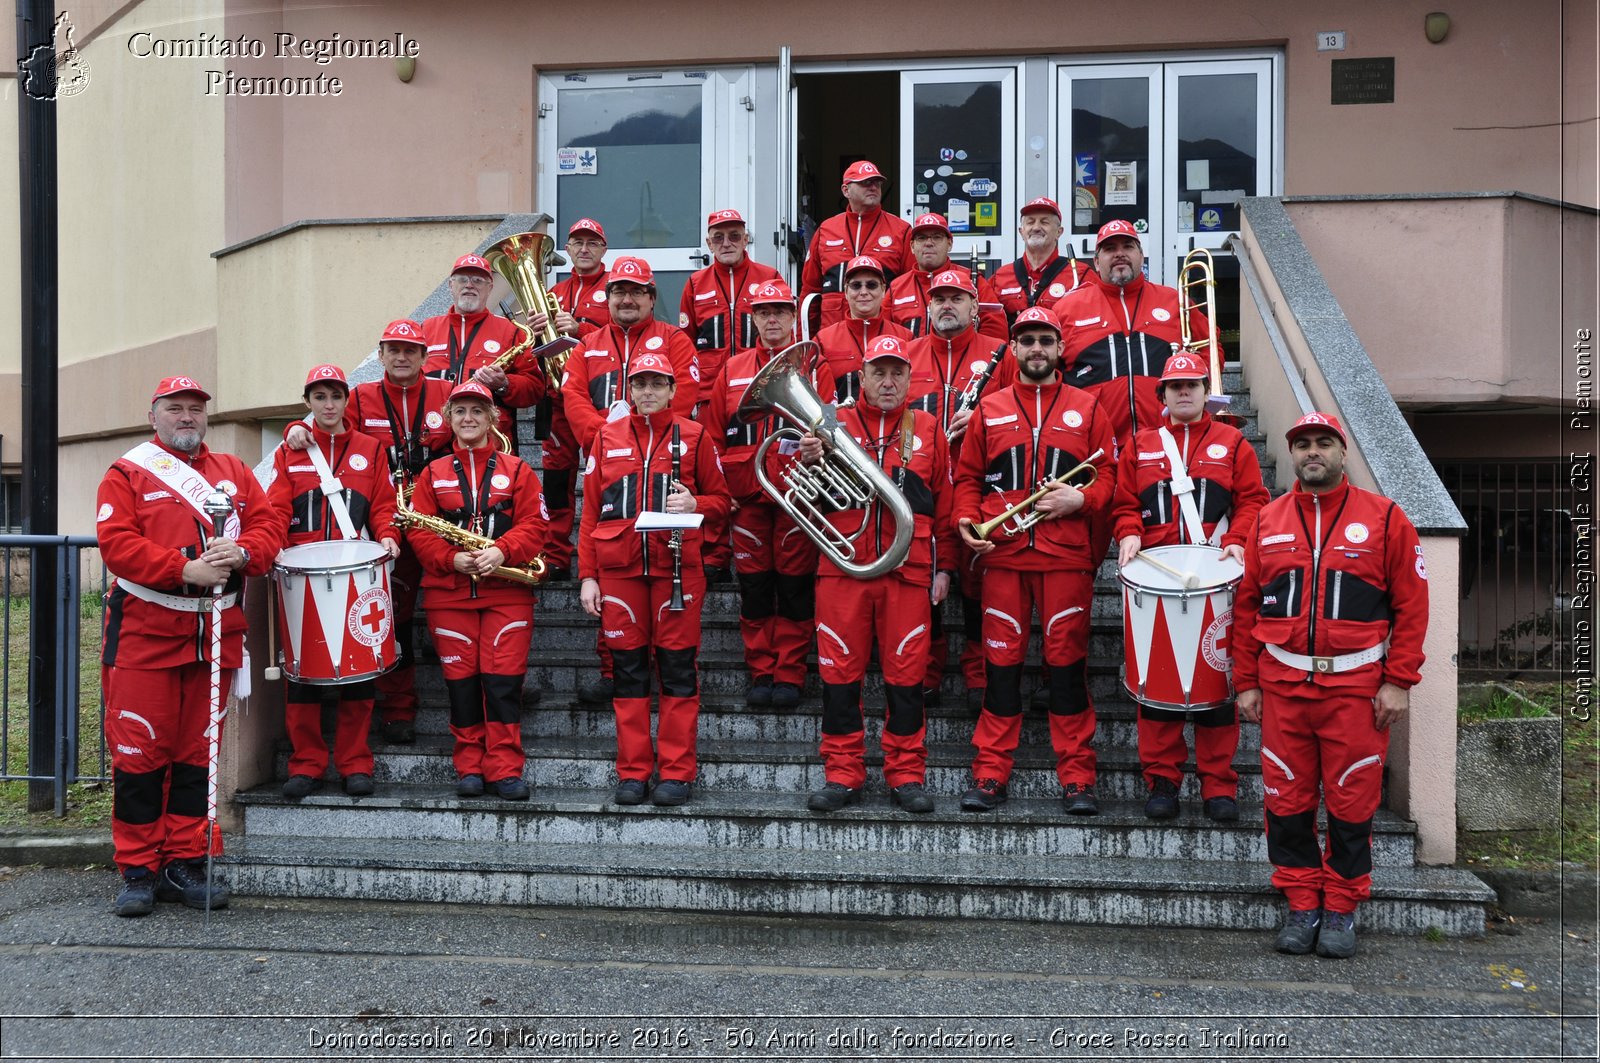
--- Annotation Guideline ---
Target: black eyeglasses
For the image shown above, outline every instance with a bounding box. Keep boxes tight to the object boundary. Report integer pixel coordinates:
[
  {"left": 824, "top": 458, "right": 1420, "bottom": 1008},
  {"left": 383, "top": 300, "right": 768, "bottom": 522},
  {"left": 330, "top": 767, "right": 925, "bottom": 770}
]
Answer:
[
  {"left": 847, "top": 280, "right": 883, "bottom": 292},
  {"left": 1014, "top": 334, "right": 1059, "bottom": 348}
]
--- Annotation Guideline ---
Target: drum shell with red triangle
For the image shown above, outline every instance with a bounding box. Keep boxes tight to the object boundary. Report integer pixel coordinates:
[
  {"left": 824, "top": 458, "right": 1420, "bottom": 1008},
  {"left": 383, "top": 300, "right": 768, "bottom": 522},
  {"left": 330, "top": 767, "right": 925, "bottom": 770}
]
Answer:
[
  {"left": 1119, "top": 544, "right": 1242, "bottom": 712},
  {"left": 271, "top": 540, "right": 397, "bottom": 684}
]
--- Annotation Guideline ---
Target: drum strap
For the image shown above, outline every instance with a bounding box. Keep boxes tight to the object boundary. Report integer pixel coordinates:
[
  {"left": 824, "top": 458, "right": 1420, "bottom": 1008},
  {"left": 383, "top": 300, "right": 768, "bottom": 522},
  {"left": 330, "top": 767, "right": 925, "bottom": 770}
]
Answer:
[
  {"left": 303, "top": 438, "right": 361, "bottom": 541},
  {"left": 1156, "top": 427, "right": 1213, "bottom": 547}
]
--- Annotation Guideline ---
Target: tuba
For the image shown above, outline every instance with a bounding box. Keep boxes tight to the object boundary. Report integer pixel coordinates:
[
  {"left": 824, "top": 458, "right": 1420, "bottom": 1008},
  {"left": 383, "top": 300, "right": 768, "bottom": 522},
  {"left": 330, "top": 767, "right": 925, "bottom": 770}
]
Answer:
[
  {"left": 736, "top": 342, "right": 913, "bottom": 580},
  {"left": 486, "top": 231, "right": 580, "bottom": 380}
]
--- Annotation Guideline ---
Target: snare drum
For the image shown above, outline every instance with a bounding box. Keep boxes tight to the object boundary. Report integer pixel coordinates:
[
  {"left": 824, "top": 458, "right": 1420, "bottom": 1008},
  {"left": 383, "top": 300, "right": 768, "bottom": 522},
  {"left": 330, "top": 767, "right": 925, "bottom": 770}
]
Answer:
[
  {"left": 271, "top": 540, "right": 396, "bottom": 684},
  {"left": 1119, "top": 544, "right": 1243, "bottom": 712}
]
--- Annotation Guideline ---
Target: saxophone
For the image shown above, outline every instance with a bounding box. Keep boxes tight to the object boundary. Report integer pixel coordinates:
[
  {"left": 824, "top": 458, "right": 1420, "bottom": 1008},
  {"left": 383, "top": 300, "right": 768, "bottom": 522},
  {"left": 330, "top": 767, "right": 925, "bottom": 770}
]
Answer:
[{"left": 392, "top": 487, "right": 548, "bottom": 586}]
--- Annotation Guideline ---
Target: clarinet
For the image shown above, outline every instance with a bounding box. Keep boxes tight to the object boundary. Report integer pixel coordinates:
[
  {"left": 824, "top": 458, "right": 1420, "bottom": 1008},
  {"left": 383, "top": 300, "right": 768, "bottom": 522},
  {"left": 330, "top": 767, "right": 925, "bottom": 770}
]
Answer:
[
  {"left": 667, "top": 422, "right": 686, "bottom": 612},
  {"left": 946, "top": 342, "right": 1009, "bottom": 441}
]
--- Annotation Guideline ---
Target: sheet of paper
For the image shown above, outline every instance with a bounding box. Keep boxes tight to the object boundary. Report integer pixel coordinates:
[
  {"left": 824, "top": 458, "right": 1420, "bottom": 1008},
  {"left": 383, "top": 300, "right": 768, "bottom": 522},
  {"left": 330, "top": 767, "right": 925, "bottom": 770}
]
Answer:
[
  {"left": 634, "top": 511, "right": 705, "bottom": 531},
  {"left": 1186, "top": 159, "right": 1211, "bottom": 191},
  {"left": 1104, "top": 162, "right": 1137, "bottom": 205}
]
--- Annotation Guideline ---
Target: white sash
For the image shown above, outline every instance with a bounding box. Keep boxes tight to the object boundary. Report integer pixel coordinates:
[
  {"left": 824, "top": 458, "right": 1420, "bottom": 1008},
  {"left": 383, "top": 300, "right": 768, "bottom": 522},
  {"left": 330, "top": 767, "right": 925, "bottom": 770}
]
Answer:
[
  {"left": 1156, "top": 426, "right": 1223, "bottom": 548},
  {"left": 302, "top": 438, "right": 360, "bottom": 541},
  {"left": 122, "top": 441, "right": 234, "bottom": 533}
]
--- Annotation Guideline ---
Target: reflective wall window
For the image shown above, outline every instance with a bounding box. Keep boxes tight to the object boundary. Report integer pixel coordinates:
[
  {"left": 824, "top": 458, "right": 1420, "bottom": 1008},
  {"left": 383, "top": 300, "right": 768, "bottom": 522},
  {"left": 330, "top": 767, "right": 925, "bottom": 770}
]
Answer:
[
  {"left": 911, "top": 81, "right": 1004, "bottom": 235},
  {"left": 1068, "top": 78, "right": 1150, "bottom": 236},
  {"left": 1174, "top": 73, "right": 1258, "bottom": 235}
]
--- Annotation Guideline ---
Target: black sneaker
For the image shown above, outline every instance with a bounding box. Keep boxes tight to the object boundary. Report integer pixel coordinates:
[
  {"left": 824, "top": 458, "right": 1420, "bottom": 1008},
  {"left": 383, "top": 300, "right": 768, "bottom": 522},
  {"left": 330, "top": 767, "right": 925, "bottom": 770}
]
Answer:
[
  {"left": 494, "top": 777, "right": 531, "bottom": 801},
  {"left": 113, "top": 869, "right": 157, "bottom": 918},
  {"left": 281, "top": 774, "right": 322, "bottom": 800},
  {"left": 1316, "top": 909, "right": 1358, "bottom": 958},
  {"left": 1143, "top": 776, "right": 1180, "bottom": 819},
  {"left": 1203, "top": 795, "right": 1240, "bottom": 822},
  {"left": 1275, "top": 907, "right": 1322, "bottom": 955},
  {"left": 157, "top": 860, "right": 229, "bottom": 910},
  {"left": 456, "top": 774, "right": 485, "bottom": 798},
  {"left": 342, "top": 773, "right": 374, "bottom": 797},
  {"left": 960, "top": 778, "right": 1008, "bottom": 812},
  {"left": 1062, "top": 783, "right": 1100, "bottom": 816},
  {"left": 807, "top": 781, "right": 860, "bottom": 812},
  {"left": 612, "top": 779, "right": 648, "bottom": 805},
  {"left": 746, "top": 676, "right": 774, "bottom": 707},
  {"left": 381, "top": 719, "right": 416, "bottom": 744},
  {"left": 651, "top": 780, "right": 692, "bottom": 806},
  {"left": 578, "top": 676, "right": 615, "bottom": 705},
  {"left": 770, "top": 682, "right": 801, "bottom": 709},
  {"left": 890, "top": 782, "right": 935, "bottom": 813}
]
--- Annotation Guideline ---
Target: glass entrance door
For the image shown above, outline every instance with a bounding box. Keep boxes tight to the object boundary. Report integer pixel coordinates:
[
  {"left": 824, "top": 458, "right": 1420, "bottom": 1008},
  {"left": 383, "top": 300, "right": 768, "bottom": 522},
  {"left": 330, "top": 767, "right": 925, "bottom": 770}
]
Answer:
[{"left": 1057, "top": 64, "right": 1163, "bottom": 276}]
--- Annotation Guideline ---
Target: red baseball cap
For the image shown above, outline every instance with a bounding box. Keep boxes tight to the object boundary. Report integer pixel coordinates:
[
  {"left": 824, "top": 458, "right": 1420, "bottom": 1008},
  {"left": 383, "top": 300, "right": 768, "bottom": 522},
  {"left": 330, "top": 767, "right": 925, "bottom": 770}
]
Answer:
[
  {"left": 750, "top": 279, "right": 797, "bottom": 307},
  {"left": 1095, "top": 219, "right": 1142, "bottom": 248},
  {"left": 928, "top": 268, "right": 977, "bottom": 297},
  {"left": 1011, "top": 306, "right": 1062, "bottom": 337},
  {"left": 151, "top": 375, "right": 211, "bottom": 403},
  {"left": 568, "top": 218, "right": 606, "bottom": 241},
  {"left": 910, "top": 212, "right": 950, "bottom": 236},
  {"left": 1159, "top": 352, "right": 1209, "bottom": 382},
  {"left": 706, "top": 208, "right": 745, "bottom": 228},
  {"left": 302, "top": 364, "right": 349, "bottom": 393},
  {"left": 841, "top": 159, "right": 886, "bottom": 186},
  {"left": 379, "top": 319, "right": 426, "bottom": 347},
  {"left": 607, "top": 257, "right": 656, "bottom": 288},
  {"left": 1285, "top": 411, "right": 1348, "bottom": 447},
  {"left": 1021, "top": 197, "right": 1062, "bottom": 219},
  {"left": 627, "top": 351, "right": 676, "bottom": 379},
  {"left": 844, "top": 254, "right": 886, "bottom": 279},
  {"left": 862, "top": 335, "right": 910, "bottom": 365},
  {"left": 451, "top": 253, "right": 493, "bottom": 277},
  {"left": 447, "top": 381, "right": 495, "bottom": 405}
]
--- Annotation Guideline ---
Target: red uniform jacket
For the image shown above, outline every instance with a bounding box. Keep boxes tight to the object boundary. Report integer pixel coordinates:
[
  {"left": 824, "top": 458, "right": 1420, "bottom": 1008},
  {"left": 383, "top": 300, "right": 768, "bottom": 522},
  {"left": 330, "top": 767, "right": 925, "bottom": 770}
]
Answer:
[
  {"left": 1056, "top": 272, "right": 1220, "bottom": 449},
  {"left": 887, "top": 267, "right": 1009, "bottom": 340},
  {"left": 704, "top": 344, "right": 838, "bottom": 502},
  {"left": 97, "top": 439, "right": 281, "bottom": 669},
  {"left": 422, "top": 307, "right": 547, "bottom": 435},
  {"left": 266, "top": 428, "right": 399, "bottom": 549},
  {"left": 800, "top": 208, "right": 913, "bottom": 329},
  {"left": 906, "top": 328, "right": 1016, "bottom": 447},
  {"left": 678, "top": 257, "right": 782, "bottom": 400},
  {"left": 990, "top": 251, "right": 1091, "bottom": 322},
  {"left": 405, "top": 443, "right": 547, "bottom": 607},
  {"left": 1232, "top": 478, "right": 1428, "bottom": 696},
  {"left": 814, "top": 315, "right": 913, "bottom": 405},
  {"left": 550, "top": 268, "right": 612, "bottom": 338},
  {"left": 345, "top": 376, "right": 454, "bottom": 484},
  {"left": 563, "top": 320, "right": 700, "bottom": 452},
  {"left": 952, "top": 378, "right": 1115, "bottom": 572},
  {"left": 1111, "top": 413, "right": 1268, "bottom": 551},
  {"left": 814, "top": 402, "right": 957, "bottom": 584},
  {"left": 577, "top": 410, "right": 732, "bottom": 579}
]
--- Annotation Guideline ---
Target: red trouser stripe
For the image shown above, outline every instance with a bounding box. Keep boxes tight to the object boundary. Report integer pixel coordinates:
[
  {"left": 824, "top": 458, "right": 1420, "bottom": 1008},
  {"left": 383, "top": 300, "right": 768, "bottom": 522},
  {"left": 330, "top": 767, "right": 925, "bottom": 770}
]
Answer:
[
  {"left": 599, "top": 573, "right": 706, "bottom": 780},
  {"left": 429, "top": 603, "right": 533, "bottom": 782},
  {"left": 731, "top": 499, "right": 816, "bottom": 684}
]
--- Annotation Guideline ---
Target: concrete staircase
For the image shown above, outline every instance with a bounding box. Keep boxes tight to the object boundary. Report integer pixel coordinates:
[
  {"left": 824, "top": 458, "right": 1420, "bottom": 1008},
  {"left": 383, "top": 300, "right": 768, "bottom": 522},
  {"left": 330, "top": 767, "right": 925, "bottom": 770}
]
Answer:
[{"left": 225, "top": 368, "right": 1494, "bottom": 934}]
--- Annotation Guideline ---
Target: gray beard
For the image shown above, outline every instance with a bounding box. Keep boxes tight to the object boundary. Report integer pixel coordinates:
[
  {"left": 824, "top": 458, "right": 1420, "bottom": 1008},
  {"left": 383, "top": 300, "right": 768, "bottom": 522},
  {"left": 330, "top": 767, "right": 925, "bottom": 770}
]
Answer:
[{"left": 160, "top": 427, "right": 203, "bottom": 454}]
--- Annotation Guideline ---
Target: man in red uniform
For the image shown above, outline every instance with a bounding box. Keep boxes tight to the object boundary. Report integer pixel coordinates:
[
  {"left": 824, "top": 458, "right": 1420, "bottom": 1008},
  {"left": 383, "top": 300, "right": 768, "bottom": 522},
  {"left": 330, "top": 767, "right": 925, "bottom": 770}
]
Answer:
[
  {"left": 1111, "top": 351, "right": 1270, "bottom": 822},
  {"left": 813, "top": 255, "right": 912, "bottom": 405},
  {"left": 98, "top": 376, "right": 281, "bottom": 916},
  {"left": 989, "top": 198, "right": 1089, "bottom": 325},
  {"left": 797, "top": 336, "right": 955, "bottom": 814},
  {"left": 538, "top": 218, "right": 612, "bottom": 580},
  {"left": 678, "top": 208, "right": 781, "bottom": 406},
  {"left": 267, "top": 365, "right": 403, "bottom": 799},
  {"left": 953, "top": 306, "right": 1115, "bottom": 815},
  {"left": 1234, "top": 412, "right": 1428, "bottom": 959},
  {"left": 703, "top": 279, "right": 837, "bottom": 708},
  {"left": 887, "top": 213, "right": 1007, "bottom": 340},
  {"left": 578, "top": 352, "right": 732, "bottom": 807},
  {"left": 286, "top": 319, "right": 453, "bottom": 743},
  {"left": 421, "top": 252, "right": 546, "bottom": 444},
  {"left": 405, "top": 382, "right": 548, "bottom": 801},
  {"left": 800, "top": 160, "right": 912, "bottom": 332}
]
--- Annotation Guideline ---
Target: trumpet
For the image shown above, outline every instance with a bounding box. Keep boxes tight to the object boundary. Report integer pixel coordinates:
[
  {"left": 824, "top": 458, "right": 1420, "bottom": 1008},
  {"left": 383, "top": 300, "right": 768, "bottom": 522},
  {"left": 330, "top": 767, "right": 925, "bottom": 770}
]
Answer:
[
  {"left": 391, "top": 486, "right": 547, "bottom": 586},
  {"left": 486, "top": 231, "right": 580, "bottom": 381},
  {"left": 972, "top": 448, "right": 1104, "bottom": 540}
]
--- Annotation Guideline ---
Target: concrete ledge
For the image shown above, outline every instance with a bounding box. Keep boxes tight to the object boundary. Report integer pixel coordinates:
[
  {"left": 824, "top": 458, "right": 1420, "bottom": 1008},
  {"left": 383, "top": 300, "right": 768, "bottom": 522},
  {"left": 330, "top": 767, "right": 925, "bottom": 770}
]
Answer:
[
  {"left": 1475, "top": 866, "right": 1599, "bottom": 921},
  {"left": 0, "top": 831, "right": 114, "bottom": 867}
]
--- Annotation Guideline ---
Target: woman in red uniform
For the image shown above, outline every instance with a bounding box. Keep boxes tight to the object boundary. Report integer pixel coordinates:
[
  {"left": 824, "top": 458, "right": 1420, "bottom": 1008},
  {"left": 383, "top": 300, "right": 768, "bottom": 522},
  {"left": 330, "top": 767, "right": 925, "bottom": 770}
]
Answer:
[
  {"left": 405, "top": 381, "right": 547, "bottom": 800},
  {"left": 267, "top": 365, "right": 402, "bottom": 799},
  {"left": 578, "top": 352, "right": 731, "bottom": 806}
]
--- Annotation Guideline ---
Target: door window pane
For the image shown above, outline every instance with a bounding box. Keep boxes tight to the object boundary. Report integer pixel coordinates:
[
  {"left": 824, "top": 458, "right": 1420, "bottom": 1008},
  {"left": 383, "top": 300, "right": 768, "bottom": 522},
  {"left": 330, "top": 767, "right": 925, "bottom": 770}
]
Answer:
[
  {"left": 1175, "top": 73, "right": 1257, "bottom": 234},
  {"left": 557, "top": 86, "right": 701, "bottom": 248},
  {"left": 1069, "top": 78, "right": 1149, "bottom": 235},
  {"left": 911, "top": 81, "right": 1004, "bottom": 234}
]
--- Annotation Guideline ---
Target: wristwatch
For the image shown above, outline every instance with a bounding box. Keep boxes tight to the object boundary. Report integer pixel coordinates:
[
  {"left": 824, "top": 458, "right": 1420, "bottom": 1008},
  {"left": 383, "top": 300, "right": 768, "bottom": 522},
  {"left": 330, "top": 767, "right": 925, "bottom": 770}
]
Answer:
[{"left": 238, "top": 547, "right": 252, "bottom": 568}]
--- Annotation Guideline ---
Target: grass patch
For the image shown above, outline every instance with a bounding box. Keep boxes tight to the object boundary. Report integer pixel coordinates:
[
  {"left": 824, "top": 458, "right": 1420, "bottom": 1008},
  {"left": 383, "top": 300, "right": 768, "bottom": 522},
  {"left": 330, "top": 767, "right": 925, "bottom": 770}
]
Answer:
[{"left": 1457, "top": 682, "right": 1554, "bottom": 723}]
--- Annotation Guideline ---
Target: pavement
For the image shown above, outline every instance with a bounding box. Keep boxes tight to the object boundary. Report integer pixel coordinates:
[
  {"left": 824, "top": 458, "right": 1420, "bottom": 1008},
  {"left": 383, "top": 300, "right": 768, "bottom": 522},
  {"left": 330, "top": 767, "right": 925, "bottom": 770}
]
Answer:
[{"left": 0, "top": 861, "right": 1595, "bottom": 1063}]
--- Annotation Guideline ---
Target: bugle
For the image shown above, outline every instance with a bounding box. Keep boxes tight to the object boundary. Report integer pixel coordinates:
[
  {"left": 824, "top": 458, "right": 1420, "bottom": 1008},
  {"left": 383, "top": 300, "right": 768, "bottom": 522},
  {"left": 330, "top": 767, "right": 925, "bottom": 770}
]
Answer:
[{"left": 972, "top": 448, "right": 1104, "bottom": 541}]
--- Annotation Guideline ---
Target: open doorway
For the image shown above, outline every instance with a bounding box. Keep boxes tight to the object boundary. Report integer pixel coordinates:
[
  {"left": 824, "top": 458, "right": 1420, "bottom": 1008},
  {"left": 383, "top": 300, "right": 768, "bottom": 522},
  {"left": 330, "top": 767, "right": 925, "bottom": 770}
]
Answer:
[{"left": 794, "top": 71, "right": 900, "bottom": 248}]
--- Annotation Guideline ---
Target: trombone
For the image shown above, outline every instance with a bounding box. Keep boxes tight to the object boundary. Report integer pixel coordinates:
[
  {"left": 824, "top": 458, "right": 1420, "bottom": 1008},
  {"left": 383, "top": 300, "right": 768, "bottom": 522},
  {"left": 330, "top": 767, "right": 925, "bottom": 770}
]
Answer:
[
  {"left": 1175, "top": 247, "right": 1229, "bottom": 415},
  {"left": 972, "top": 449, "right": 1104, "bottom": 540}
]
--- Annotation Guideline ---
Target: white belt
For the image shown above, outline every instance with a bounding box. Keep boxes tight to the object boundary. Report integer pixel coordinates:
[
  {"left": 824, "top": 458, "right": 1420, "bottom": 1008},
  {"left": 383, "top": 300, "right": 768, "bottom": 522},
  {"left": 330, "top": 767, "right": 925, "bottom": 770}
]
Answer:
[
  {"left": 1266, "top": 639, "right": 1388, "bottom": 675},
  {"left": 118, "top": 579, "right": 238, "bottom": 613}
]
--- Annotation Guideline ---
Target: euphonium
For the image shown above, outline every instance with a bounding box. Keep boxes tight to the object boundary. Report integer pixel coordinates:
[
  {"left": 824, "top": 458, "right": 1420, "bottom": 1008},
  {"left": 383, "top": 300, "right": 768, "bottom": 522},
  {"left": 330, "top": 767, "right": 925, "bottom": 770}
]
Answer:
[
  {"left": 391, "top": 486, "right": 547, "bottom": 586},
  {"left": 972, "top": 449, "right": 1105, "bottom": 540},
  {"left": 486, "top": 231, "right": 580, "bottom": 379},
  {"left": 736, "top": 342, "right": 913, "bottom": 580}
]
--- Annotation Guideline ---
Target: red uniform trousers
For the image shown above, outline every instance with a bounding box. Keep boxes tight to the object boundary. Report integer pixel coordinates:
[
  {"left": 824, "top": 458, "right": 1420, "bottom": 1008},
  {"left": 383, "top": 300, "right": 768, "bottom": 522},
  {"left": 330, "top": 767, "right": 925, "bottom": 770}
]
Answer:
[
  {"left": 104, "top": 664, "right": 231, "bottom": 874},
  {"left": 970, "top": 568, "right": 1097, "bottom": 787},
  {"left": 285, "top": 678, "right": 375, "bottom": 779},
  {"left": 815, "top": 576, "right": 929, "bottom": 788},
  {"left": 599, "top": 571, "right": 707, "bottom": 781},
  {"left": 427, "top": 603, "right": 534, "bottom": 782},
  {"left": 376, "top": 547, "right": 421, "bottom": 724},
  {"left": 1259, "top": 684, "right": 1389, "bottom": 913},
  {"left": 540, "top": 404, "right": 580, "bottom": 573},
  {"left": 730, "top": 496, "right": 817, "bottom": 686},
  {"left": 1137, "top": 704, "right": 1239, "bottom": 798}
]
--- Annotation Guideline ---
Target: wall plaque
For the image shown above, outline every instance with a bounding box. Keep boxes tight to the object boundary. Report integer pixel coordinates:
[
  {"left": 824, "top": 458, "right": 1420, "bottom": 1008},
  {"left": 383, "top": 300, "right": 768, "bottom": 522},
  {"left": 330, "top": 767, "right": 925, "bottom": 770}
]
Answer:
[{"left": 1332, "top": 57, "right": 1395, "bottom": 104}]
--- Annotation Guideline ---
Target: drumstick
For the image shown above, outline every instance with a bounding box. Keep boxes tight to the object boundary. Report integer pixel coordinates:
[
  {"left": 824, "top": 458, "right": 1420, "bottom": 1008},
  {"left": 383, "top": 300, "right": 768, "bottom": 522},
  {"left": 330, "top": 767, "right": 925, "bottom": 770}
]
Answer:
[
  {"left": 1136, "top": 550, "right": 1199, "bottom": 591},
  {"left": 263, "top": 578, "right": 282, "bottom": 681}
]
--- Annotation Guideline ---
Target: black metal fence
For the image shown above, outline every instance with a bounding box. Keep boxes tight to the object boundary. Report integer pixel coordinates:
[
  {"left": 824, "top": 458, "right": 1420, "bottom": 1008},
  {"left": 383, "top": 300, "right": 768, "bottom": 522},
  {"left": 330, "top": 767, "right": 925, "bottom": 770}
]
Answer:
[
  {"left": 1, "top": 535, "right": 108, "bottom": 815},
  {"left": 1437, "top": 460, "right": 1577, "bottom": 677}
]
